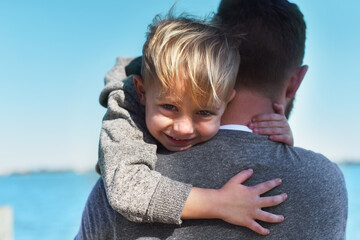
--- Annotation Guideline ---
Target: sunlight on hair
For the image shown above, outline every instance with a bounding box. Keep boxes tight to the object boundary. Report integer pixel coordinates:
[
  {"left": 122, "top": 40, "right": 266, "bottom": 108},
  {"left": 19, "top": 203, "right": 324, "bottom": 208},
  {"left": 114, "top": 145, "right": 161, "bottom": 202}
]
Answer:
[{"left": 142, "top": 14, "right": 241, "bottom": 105}]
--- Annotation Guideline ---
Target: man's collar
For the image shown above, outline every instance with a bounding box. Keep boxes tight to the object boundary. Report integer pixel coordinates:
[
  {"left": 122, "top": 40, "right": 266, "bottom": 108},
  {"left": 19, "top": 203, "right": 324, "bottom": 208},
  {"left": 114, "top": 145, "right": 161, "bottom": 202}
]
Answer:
[{"left": 219, "top": 124, "right": 253, "bottom": 133}]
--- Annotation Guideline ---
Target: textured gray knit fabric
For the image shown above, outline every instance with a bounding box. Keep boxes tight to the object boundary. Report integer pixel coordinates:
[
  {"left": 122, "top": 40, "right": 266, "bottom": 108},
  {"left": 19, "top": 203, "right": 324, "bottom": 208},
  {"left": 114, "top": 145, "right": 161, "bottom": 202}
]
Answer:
[
  {"left": 97, "top": 58, "right": 192, "bottom": 224},
  {"left": 77, "top": 130, "right": 347, "bottom": 240}
]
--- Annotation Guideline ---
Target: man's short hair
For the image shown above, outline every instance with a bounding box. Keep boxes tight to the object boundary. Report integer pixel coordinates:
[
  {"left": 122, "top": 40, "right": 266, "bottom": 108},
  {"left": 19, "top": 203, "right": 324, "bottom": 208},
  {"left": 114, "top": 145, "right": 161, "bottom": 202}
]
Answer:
[
  {"left": 142, "top": 15, "right": 240, "bottom": 105},
  {"left": 215, "top": 0, "right": 306, "bottom": 100}
]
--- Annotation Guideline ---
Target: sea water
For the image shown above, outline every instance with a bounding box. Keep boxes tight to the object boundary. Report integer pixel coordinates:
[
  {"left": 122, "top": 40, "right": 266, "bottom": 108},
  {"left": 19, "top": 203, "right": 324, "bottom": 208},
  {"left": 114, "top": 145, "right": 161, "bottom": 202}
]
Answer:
[
  {"left": 0, "top": 165, "right": 359, "bottom": 240},
  {"left": 341, "top": 164, "right": 360, "bottom": 240},
  {"left": 0, "top": 171, "right": 99, "bottom": 240}
]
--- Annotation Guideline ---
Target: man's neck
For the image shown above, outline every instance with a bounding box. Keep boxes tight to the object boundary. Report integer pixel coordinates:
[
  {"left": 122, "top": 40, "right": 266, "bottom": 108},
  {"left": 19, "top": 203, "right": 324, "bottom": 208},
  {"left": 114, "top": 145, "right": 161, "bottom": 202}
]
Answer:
[{"left": 221, "top": 89, "right": 276, "bottom": 126}]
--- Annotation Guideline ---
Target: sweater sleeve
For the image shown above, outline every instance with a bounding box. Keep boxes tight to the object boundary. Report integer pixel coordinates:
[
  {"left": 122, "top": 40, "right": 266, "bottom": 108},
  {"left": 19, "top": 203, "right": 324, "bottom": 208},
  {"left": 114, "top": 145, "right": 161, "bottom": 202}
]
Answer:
[{"left": 97, "top": 58, "right": 192, "bottom": 224}]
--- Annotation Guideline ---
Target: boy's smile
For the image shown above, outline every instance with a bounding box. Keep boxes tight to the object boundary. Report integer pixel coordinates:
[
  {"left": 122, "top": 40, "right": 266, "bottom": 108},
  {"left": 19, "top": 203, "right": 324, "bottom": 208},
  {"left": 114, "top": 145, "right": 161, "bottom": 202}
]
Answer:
[
  {"left": 134, "top": 76, "right": 229, "bottom": 152},
  {"left": 165, "top": 134, "right": 195, "bottom": 146}
]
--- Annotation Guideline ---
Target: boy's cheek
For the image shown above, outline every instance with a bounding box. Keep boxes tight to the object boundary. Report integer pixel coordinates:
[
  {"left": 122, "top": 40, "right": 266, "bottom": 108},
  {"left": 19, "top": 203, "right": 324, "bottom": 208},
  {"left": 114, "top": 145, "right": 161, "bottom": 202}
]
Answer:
[
  {"left": 198, "top": 121, "right": 221, "bottom": 141},
  {"left": 147, "top": 113, "right": 172, "bottom": 131}
]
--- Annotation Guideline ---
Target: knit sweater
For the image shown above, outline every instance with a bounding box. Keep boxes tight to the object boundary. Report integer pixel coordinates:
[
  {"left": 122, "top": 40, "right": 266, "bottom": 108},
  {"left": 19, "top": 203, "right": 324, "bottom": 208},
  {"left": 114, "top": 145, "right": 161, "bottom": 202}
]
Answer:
[{"left": 96, "top": 57, "right": 192, "bottom": 224}]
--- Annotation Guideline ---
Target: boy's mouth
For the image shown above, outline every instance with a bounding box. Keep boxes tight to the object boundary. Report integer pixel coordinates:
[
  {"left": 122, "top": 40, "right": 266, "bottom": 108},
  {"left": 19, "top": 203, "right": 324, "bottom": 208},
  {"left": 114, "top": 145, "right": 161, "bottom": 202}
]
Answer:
[{"left": 165, "top": 134, "right": 195, "bottom": 146}]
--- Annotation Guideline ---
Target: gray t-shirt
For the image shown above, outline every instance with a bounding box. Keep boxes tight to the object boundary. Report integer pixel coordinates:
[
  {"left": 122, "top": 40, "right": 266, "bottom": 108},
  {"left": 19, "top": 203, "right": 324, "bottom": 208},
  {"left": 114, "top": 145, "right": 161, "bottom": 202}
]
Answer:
[{"left": 77, "top": 130, "right": 348, "bottom": 239}]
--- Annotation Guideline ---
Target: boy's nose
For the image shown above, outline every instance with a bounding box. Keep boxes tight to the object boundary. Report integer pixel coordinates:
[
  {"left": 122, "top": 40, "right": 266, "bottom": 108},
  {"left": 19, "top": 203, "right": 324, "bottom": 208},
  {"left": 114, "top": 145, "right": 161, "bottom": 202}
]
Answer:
[{"left": 173, "top": 117, "right": 195, "bottom": 136}]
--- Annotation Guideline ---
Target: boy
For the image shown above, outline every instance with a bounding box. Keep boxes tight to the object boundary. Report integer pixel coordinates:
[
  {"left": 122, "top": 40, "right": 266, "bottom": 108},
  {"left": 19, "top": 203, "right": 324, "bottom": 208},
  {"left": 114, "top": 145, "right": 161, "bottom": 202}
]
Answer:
[{"left": 97, "top": 16, "right": 290, "bottom": 235}]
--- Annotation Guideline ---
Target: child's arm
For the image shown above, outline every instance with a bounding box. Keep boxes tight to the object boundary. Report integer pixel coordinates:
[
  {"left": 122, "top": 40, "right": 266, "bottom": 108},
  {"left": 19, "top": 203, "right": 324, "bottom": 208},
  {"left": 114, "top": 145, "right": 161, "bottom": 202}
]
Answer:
[
  {"left": 248, "top": 103, "right": 294, "bottom": 146},
  {"left": 182, "top": 169, "right": 287, "bottom": 235}
]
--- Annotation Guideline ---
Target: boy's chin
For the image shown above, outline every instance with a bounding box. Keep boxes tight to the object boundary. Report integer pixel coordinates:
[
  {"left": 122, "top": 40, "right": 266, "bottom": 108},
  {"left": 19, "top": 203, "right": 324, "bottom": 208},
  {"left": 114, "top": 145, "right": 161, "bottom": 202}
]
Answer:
[{"left": 162, "top": 144, "right": 193, "bottom": 152}]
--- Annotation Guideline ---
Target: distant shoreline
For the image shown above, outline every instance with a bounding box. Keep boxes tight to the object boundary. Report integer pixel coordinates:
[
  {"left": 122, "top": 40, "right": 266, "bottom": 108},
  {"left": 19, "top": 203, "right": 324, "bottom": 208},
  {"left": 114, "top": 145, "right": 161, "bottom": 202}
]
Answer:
[
  {"left": 0, "top": 168, "right": 97, "bottom": 177},
  {"left": 0, "top": 161, "right": 359, "bottom": 176},
  {"left": 337, "top": 159, "right": 360, "bottom": 165}
]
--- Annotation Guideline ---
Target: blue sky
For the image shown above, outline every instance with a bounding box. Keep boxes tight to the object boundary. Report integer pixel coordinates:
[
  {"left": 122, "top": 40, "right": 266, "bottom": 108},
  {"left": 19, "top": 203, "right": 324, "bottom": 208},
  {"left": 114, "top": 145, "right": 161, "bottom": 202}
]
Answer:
[{"left": 0, "top": 0, "right": 359, "bottom": 174}]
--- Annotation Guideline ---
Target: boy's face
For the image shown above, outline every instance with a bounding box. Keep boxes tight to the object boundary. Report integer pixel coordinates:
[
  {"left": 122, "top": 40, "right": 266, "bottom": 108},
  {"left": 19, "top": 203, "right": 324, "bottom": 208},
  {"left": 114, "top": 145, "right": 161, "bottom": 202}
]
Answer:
[{"left": 134, "top": 76, "right": 229, "bottom": 152}]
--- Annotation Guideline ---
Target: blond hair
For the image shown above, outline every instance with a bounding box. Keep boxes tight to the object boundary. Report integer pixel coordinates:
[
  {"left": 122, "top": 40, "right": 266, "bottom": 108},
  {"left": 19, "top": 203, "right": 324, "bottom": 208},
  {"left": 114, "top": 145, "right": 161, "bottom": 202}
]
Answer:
[{"left": 142, "top": 15, "right": 240, "bottom": 105}]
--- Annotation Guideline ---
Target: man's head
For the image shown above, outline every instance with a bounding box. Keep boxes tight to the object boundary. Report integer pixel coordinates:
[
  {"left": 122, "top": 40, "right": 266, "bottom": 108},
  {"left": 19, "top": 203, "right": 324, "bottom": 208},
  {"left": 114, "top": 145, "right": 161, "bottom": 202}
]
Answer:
[
  {"left": 215, "top": 0, "right": 308, "bottom": 117},
  {"left": 134, "top": 16, "right": 239, "bottom": 151}
]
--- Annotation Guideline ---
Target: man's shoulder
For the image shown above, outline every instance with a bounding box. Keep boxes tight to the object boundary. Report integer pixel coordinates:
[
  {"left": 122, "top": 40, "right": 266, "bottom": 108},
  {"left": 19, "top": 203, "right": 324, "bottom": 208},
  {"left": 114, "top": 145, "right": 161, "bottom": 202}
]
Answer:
[
  {"left": 282, "top": 145, "right": 346, "bottom": 209},
  {"left": 214, "top": 130, "right": 344, "bottom": 180},
  {"left": 217, "top": 130, "right": 335, "bottom": 162},
  {"left": 290, "top": 145, "right": 342, "bottom": 174}
]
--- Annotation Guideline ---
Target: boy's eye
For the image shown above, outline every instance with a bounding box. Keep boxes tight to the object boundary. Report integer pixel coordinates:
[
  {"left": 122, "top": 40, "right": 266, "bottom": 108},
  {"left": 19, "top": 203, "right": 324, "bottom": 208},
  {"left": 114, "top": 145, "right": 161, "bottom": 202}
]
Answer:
[
  {"left": 197, "top": 110, "right": 213, "bottom": 116},
  {"left": 162, "top": 104, "right": 177, "bottom": 111}
]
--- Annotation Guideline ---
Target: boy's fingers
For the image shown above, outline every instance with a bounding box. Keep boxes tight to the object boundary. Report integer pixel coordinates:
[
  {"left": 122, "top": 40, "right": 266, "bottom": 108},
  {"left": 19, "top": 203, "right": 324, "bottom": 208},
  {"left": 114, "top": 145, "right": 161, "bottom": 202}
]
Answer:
[
  {"left": 259, "top": 193, "right": 288, "bottom": 207},
  {"left": 255, "top": 209, "right": 285, "bottom": 223},
  {"left": 230, "top": 169, "right": 254, "bottom": 184},
  {"left": 247, "top": 220, "right": 270, "bottom": 235},
  {"left": 269, "top": 135, "right": 292, "bottom": 144},
  {"left": 250, "top": 121, "right": 285, "bottom": 128},
  {"left": 252, "top": 113, "right": 283, "bottom": 122},
  {"left": 253, "top": 178, "right": 282, "bottom": 195},
  {"left": 273, "top": 103, "right": 285, "bottom": 115},
  {"left": 253, "top": 127, "right": 284, "bottom": 135}
]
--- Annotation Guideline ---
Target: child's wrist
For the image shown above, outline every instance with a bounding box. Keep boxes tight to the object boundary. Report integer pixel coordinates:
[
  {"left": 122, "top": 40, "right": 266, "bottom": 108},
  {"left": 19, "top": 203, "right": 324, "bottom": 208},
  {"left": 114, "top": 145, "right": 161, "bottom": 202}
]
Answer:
[
  {"left": 181, "top": 187, "right": 221, "bottom": 219},
  {"left": 210, "top": 189, "right": 225, "bottom": 219}
]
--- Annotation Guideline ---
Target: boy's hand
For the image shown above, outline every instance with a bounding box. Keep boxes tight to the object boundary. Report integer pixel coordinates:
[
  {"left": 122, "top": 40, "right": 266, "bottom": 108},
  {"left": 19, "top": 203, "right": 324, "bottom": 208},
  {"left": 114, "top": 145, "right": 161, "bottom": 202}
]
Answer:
[
  {"left": 248, "top": 103, "right": 294, "bottom": 146},
  {"left": 215, "top": 169, "right": 287, "bottom": 235}
]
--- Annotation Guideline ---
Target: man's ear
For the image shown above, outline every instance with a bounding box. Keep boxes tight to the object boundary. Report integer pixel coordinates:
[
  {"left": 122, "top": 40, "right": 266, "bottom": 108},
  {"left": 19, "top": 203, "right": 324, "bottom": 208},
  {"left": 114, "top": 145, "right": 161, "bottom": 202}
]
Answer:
[
  {"left": 227, "top": 89, "right": 236, "bottom": 103},
  {"left": 133, "top": 75, "right": 146, "bottom": 105},
  {"left": 286, "top": 65, "right": 308, "bottom": 99}
]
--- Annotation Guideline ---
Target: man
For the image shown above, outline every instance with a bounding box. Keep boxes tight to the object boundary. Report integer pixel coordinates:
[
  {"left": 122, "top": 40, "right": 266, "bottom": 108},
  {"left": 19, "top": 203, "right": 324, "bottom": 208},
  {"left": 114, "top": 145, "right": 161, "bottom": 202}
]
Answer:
[{"left": 77, "top": 0, "right": 347, "bottom": 239}]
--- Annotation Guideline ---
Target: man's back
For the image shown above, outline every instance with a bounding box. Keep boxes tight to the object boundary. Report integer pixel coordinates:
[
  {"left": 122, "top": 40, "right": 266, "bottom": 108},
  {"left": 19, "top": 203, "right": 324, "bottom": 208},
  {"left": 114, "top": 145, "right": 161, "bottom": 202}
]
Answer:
[
  {"left": 77, "top": 130, "right": 347, "bottom": 239},
  {"left": 154, "top": 130, "right": 347, "bottom": 239}
]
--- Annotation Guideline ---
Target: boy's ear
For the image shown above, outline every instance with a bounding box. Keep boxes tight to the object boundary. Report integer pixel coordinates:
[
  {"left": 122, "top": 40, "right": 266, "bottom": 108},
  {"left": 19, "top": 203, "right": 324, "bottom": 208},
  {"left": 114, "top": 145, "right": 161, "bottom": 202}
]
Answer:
[
  {"left": 133, "top": 75, "right": 146, "bottom": 105},
  {"left": 286, "top": 65, "right": 308, "bottom": 99}
]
